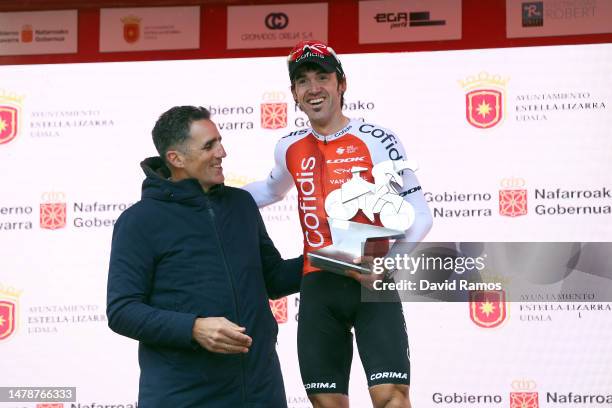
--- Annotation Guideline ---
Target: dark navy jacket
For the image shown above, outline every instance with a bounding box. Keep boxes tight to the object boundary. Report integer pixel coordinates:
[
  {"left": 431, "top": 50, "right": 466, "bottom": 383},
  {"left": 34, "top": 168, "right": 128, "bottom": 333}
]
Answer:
[{"left": 107, "top": 157, "right": 302, "bottom": 408}]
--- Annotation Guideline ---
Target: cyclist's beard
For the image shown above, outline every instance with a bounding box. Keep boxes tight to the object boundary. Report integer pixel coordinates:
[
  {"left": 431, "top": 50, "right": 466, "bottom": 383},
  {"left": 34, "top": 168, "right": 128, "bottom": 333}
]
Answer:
[{"left": 302, "top": 99, "right": 342, "bottom": 128}]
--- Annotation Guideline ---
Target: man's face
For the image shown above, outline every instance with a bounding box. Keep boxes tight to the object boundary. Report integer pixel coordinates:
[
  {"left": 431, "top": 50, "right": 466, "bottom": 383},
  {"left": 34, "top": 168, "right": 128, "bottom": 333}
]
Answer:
[
  {"left": 174, "top": 119, "right": 226, "bottom": 191},
  {"left": 292, "top": 67, "right": 346, "bottom": 126}
]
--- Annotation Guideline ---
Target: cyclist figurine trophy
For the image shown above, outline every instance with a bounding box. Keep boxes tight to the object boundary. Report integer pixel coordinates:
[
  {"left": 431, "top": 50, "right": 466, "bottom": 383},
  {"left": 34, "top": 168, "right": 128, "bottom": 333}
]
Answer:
[{"left": 308, "top": 159, "right": 419, "bottom": 274}]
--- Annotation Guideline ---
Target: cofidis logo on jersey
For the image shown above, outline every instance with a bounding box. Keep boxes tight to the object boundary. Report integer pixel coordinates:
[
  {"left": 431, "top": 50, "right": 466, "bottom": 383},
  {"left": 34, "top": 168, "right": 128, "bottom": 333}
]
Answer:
[
  {"left": 0, "top": 88, "right": 24, "bottom": 145},
  {"left": 459, "top": 72, "right": 509, "bottom": 129}
]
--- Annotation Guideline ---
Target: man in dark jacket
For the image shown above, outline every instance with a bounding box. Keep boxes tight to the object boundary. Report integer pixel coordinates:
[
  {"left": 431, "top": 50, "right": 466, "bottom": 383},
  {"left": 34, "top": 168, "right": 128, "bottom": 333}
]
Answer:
[{"left": 107, "top": 105, "right": 303, "bottom": 408}]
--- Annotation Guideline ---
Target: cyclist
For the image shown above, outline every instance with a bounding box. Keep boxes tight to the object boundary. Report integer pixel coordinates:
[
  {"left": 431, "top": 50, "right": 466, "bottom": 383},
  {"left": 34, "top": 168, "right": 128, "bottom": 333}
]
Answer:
[{"left": 244, "top": 40, "right": 433, "bottom": 408}]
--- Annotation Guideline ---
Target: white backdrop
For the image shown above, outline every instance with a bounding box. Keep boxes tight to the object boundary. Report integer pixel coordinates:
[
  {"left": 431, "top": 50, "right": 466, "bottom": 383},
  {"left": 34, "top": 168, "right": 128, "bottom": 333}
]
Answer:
[{"left": 1, "top": 43, "right": 611, "bottom": 408}]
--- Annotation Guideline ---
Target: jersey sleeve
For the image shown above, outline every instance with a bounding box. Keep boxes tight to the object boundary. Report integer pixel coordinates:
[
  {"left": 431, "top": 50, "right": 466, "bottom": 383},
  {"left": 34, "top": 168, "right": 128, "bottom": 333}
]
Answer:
[
  {"left": 365, "top": 123, "right": 433, "bottom": 249},
  {"left": 242, "top": 136, "right": 295, "bottom": 208},
  {"left": 393, "top": 165, "right": 433, "bottom": 252}
]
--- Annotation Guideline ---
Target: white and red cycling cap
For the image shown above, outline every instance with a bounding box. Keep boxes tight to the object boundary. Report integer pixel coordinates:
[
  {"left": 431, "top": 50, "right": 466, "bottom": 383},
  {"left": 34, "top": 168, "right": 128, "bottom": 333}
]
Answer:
[{"left": 287, "top": 40, "right": 345, "bottom": 81}]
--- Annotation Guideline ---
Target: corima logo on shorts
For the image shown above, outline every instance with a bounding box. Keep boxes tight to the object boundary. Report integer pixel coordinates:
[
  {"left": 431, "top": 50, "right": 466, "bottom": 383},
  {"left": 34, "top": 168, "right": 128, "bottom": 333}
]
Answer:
[
  {"left": 0, "top": 89, "right": 25, "bottom": 145},
  {"left": 370, "top": 371, "right": 408, "bottom": 381},
  {"left": 499, "top": 176, "right": 528, "bottom": 217},
  {"left": 459, "top": 72, "right": 509, "bottom": 129},
  {"left": 510, "top": 379, "right": 539, "bottom": 408},
  {"left": 0, "top": 284, "right": 23, "bottom": 341},
  {"left": 468, "top": 290, "right": 507, "bottom": 328},
  {"left": 40, "top": 191, "right": 67, "bottom": 230},
  {"left": 304, "top": 382, "right": 336, "bottom": 390},
  {"left": 261, "top": 91, "right": 288, "bottom": 130},
  {"left": 268, "top": 297, "right": 288, "bottom": 323}
]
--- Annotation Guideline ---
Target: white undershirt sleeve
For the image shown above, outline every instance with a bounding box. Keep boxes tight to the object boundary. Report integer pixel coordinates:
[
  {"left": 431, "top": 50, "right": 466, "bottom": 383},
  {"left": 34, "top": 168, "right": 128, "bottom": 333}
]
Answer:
[
  {"left": 242, "top": 138, "right": 294, "bottom": 208},
  {"left": 392, "top": 168, "right": 433, "bottom": 254}
]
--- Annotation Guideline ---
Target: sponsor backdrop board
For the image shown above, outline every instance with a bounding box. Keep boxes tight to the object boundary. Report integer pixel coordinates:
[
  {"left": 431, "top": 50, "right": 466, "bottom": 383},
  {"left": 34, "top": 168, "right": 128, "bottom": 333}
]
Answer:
[
  {"left": 359, "top": 0, "right": 462, "bottom": 44},
  {"left": 507, "top": 0, "right": 612, "bottom": 38},
  {"left": 0, "top": 10, "right": 77, "bottom": 56},
  {"left": 1, "top": 43, "right": 612, "bottom": 407},
  {"left": 99, "top": 6, "right": 200, "bottom": 52},
  {"left": 227, "top": 3, "right": 328, "bottom": 49}
]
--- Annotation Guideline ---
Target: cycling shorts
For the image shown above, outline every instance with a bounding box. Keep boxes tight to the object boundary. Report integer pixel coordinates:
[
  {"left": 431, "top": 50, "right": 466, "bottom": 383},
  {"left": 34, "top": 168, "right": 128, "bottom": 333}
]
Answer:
[{"left": 297, "top": 271, "right": 410, "bottom": 395}]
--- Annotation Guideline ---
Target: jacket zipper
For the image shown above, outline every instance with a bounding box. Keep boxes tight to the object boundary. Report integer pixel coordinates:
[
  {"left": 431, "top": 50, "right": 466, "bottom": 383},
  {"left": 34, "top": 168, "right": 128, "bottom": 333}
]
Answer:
[{"left": 206, "top": 202, "right": 248, "bottom": 405}]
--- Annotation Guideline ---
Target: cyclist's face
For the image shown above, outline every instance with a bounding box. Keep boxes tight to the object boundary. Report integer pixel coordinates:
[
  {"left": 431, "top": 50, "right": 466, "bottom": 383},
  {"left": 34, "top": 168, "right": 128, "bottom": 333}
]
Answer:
[{"left": 292, "top": 68, "right": 346, "bottom": 127}]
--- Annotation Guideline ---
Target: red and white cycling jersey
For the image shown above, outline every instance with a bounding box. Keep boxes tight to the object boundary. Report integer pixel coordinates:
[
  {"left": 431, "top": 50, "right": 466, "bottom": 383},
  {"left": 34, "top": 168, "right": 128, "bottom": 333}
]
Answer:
[{"left": 245, "top": 119, "right": 432, "bottom": 274}]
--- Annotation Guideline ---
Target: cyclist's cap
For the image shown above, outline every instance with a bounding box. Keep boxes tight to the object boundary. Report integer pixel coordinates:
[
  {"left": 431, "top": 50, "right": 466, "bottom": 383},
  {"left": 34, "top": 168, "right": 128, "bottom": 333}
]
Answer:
[{"left": 287, "top": 40, "right": 345, "bottom": 81}]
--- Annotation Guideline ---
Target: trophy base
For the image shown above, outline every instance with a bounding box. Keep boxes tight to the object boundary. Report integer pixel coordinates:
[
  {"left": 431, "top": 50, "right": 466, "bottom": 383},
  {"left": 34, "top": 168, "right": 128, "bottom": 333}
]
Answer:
[
  {"left": 307, "top": 219, "right": 406, "bottom": 276},
  {"left": 308, "top": 247, "right": 371, "bottom": 275}
]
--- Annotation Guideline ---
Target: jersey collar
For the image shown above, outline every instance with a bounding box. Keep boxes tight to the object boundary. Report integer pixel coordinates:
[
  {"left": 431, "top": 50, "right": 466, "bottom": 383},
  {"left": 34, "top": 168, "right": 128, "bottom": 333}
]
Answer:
[{"left": 311, "top": 119, "right": 354, "bottom": 143}]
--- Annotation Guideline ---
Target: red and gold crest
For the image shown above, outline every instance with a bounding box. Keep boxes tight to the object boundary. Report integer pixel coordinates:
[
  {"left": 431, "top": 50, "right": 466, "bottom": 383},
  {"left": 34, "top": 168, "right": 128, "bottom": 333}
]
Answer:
[
  {"left": 510, "top": 392, "right": 539, "bottom": 408},
  {"left": 466, "top": 90, "right": 502, "bottom": 129},
  {"left": 469, "top": 290, "right": 507, "bottom": 328},
  {"left": 121, "top": 16, "right": 141, "bottom": 44},
  {"left": 0, "top": 105, "right": 19, "bottom": 145},
  {"left": 499, "top": 189, "right": 528, "bottom": 217},
  {"left": 261, "top": 103, "right": 288, "bottom": 130},
  {"left": 0, "top": 301, "right": 16, "bottom": 340},
  {"left": 21, "top": 24, "right": 33, "bottom": 43},
  {"left": 40, "top": 192, "right": 67, "bottom": 230},
  {"left": 269, "top": 297, "right": 288, "bottom": 323},
  {"left": 460, "top": 72, "right": 508, "bottom": 130},
  {"left": 0, "top": 285, "right": 22, "bottom": 341}
]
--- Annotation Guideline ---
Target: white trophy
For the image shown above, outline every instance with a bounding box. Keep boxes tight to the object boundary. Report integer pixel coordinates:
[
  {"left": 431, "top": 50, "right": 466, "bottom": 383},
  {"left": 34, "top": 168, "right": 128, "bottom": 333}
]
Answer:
[{"left": 308, "top": 159, "right": 418, "bottom": 274}]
